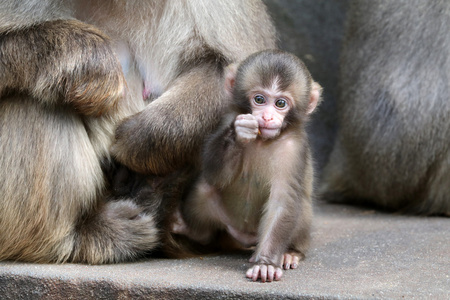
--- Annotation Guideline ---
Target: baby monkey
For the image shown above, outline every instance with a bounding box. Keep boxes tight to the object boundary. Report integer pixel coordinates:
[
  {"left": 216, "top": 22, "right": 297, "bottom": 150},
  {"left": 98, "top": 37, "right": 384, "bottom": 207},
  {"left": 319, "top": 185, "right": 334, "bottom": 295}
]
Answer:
[{"left": 172, "top": 50, "right": 322, "bottom": 282}]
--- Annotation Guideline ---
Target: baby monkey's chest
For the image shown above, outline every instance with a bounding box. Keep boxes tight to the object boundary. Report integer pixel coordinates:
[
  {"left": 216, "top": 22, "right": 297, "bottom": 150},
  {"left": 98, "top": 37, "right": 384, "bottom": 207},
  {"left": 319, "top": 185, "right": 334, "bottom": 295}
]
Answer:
[{"left": 221, "top": 162, "right": 271, "bottom": 232}]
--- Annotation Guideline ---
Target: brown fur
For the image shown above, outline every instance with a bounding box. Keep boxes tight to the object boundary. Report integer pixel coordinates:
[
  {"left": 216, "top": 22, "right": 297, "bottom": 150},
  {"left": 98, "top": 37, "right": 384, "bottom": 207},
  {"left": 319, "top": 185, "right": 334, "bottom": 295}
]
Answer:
[
  {"left": 104, "top": 1, "right": 277, "bottom": 175},
  {"left": 0, "top": 19, "right": 125, "bottom": 117},
  {"left": 169, "top": 50, "right": 321, "bottom": 280},
  {"left": 0, "top": 1, "right": 276, "bottom": 263}
]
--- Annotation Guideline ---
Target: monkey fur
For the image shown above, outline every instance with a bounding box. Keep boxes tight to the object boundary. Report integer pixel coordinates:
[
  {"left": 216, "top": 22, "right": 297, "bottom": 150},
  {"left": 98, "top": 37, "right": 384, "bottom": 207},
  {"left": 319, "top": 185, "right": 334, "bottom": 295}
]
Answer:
[
  {"left": 320, "top": 0, "right": 450, "bottom": 215},
  {"left": 0, "top": 0, "right": 276, "bottom": 263},
  {"left": 169, "top": 50, "right": 322, "bottom": 282}
]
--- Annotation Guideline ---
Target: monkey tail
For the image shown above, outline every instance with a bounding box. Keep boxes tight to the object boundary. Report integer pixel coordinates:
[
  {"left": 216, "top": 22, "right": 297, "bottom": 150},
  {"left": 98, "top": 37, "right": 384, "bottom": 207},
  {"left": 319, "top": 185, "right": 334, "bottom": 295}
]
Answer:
[{"left": 70, "top": 199, "right": 159, "bottom": 264}]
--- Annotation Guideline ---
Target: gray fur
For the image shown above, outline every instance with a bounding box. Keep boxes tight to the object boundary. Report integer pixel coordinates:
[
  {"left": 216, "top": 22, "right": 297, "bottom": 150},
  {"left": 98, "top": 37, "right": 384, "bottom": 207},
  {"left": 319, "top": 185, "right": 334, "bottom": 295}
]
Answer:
[{"left": 321, "top": 0, "right": 450, "bottom": 215}]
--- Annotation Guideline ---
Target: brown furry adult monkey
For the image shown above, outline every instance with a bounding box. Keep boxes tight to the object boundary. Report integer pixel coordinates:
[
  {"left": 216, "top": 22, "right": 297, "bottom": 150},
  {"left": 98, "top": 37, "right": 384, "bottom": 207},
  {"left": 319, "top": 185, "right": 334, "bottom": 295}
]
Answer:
[
  {"left": 0, "top": 1, "right": 276, "bottom": 263},
  {"left": 172, "top": 50, "right": 322, "bottom": 282},
  {"left": 320, "top": 0, "right": 450, "bottom": 215}
]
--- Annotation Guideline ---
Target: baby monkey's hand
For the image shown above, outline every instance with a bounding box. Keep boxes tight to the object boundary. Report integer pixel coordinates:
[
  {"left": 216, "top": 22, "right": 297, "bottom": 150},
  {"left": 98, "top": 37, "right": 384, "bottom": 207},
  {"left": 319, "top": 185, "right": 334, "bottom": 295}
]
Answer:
[{"left": 234, "top": 114, "right": 259, "bottom": 144}]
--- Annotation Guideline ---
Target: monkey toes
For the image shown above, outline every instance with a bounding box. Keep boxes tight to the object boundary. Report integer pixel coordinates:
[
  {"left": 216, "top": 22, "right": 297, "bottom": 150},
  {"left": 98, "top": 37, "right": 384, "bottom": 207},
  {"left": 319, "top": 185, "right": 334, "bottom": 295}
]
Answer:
[
  {"left": 246, "top": 250, "right": 303, "bottom": 282},
  {"left": 246, "top": 253, "right": 300, "bottom": 282},
  {"left": 246, "top": 264, "right": 283, "bottom": 283},
  {"left": 282, "top": 252, "right": 303, "bottom": 270}
]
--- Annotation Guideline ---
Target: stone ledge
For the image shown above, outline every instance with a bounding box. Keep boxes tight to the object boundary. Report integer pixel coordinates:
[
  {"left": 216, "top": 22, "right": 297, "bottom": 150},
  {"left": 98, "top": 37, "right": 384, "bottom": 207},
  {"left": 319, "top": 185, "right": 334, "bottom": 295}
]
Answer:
[{"left": 1, "top": 203, "right": 449, "bottom": 299}]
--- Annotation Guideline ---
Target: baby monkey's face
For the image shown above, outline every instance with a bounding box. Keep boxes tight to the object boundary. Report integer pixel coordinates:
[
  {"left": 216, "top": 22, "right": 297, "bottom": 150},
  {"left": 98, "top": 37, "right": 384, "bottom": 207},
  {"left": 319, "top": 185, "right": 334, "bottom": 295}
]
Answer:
[{"left": 247, "top": 83, "right": 293, "bottom": 140}]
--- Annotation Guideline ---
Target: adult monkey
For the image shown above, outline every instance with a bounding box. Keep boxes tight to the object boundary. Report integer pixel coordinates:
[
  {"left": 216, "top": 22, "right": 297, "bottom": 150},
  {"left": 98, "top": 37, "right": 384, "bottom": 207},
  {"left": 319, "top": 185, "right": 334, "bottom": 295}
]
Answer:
[
  {"left": 321, "top": 0, "right": 450, "bottom": 215},
  {"left": 0, "top": 0, "right": 276, "bottom": 263}
]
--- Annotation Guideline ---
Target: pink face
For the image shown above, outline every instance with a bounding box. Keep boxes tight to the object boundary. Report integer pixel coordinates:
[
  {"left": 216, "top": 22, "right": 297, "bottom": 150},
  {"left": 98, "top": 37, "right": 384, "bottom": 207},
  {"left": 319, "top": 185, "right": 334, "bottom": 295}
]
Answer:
[{"left": 249, "top": 86, "right": 293, "bottom": 140}]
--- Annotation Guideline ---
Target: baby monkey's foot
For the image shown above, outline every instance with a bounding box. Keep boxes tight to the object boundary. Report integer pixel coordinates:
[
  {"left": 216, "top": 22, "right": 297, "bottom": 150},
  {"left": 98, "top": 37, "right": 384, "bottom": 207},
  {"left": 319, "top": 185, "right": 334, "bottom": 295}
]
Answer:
[
  {"left": 282, "top": 251, "right": 305, "bottom": 270},
  {"left": 246, "top": 264, "right": 283, "bottom": 283}
]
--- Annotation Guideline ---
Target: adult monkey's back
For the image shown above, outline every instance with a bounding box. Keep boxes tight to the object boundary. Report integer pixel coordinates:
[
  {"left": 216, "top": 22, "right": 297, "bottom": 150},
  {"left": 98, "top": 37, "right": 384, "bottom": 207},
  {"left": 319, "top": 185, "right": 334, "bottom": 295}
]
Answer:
[
  {"left": 0, "top": 1, "right": 276, "bottom": 263},
  {"left": 321, "top": 0, "right": 450, "bottom": 215}
]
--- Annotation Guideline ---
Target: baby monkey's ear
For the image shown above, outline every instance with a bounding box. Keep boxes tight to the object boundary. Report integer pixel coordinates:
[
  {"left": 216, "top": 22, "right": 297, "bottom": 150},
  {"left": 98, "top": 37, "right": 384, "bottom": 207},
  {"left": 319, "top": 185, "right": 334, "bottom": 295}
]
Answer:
[{"left": 307, "top": 82, "right": 322, "bottom": 114}]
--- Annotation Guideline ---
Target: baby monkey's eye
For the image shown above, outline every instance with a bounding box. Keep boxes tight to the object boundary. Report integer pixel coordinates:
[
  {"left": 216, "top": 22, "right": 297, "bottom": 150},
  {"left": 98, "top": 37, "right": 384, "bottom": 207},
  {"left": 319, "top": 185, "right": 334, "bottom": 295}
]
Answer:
[
  {"left": 275, "top": 98, "right": 287, "bottom": 108},
  {"left": 254, "top": 95, "right": 265, "bottom": 104}
]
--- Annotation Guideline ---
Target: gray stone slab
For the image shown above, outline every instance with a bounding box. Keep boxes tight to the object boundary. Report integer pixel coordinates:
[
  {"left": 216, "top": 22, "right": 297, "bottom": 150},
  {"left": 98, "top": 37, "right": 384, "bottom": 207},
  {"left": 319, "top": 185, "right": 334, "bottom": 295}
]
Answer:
[{"left": 1, "top": 203, "right": 449, "bottom": 299}]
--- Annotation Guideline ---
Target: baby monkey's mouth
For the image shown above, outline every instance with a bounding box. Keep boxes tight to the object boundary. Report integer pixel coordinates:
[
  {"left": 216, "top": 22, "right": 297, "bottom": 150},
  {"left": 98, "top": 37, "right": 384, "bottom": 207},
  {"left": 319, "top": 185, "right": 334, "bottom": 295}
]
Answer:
[{"left": 258, "top": 127, "right": 280, "bottom": 139}]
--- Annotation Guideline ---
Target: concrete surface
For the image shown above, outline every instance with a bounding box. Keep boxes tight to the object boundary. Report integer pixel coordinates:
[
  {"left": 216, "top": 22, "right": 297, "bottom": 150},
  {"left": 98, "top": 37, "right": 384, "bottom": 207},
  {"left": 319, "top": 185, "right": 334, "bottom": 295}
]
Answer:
[{"left": 1, "top": 202, "right": 448, "bottom": 299}]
